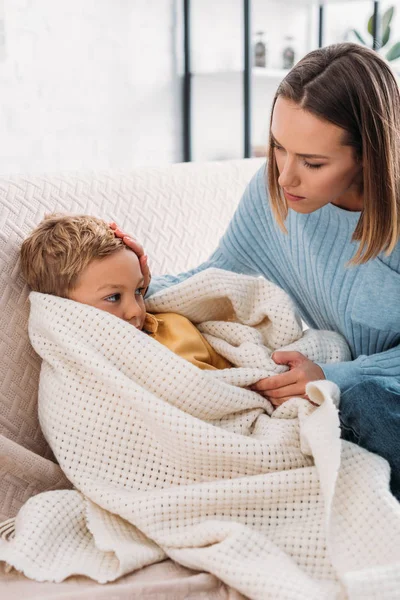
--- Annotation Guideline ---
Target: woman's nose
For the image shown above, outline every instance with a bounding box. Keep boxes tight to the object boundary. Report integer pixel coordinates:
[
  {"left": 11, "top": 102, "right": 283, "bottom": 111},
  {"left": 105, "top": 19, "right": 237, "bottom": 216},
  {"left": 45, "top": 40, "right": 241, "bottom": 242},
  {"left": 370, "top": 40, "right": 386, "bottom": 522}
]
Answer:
[{"left": 278, "top": 158, "right": 299, "bottom": 188}]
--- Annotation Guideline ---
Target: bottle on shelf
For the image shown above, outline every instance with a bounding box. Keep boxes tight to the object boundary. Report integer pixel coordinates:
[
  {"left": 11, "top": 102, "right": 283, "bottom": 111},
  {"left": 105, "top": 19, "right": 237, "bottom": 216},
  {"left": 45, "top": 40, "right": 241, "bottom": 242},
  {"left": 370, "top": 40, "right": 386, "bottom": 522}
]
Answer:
[
  {"left": 254, "top": 31, "right": 267, "bottom": 68},
  {"left": 282, "top": 36, "right": 295, "bottom": 70}
]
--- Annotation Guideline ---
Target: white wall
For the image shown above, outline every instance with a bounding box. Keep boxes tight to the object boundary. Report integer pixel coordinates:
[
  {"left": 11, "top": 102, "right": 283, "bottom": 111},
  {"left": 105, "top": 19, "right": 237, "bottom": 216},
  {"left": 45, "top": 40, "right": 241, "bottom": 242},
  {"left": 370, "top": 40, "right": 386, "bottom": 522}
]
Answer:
[
  {"left": 0, "top": 0, "right": 181, "bottom": 175},
  {"left": 0, "top": 1, "right": 398, "bottom": 172}
]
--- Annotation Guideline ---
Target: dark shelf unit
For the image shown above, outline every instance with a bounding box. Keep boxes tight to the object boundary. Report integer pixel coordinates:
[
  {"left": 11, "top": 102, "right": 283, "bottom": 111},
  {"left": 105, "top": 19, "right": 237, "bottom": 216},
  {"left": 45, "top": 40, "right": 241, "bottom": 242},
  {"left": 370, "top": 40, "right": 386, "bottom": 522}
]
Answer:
[{"left": 182, "top": 0, "right": 381, "bottom": 162}]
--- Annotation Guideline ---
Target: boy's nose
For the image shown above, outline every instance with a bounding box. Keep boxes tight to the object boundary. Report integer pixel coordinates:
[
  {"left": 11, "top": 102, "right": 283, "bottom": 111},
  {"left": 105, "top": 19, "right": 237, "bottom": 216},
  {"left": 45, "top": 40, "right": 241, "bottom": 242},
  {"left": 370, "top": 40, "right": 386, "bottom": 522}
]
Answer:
[{"left": 124, "top": 297, "right": 142, "bottom": 322}]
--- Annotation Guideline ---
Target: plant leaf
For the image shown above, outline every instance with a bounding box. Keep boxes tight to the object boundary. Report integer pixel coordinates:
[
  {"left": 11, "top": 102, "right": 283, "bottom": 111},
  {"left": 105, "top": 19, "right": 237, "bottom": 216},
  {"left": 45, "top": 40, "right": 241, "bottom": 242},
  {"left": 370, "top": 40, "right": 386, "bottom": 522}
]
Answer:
[
  {"left": 367, "top": 14, "right": 374, "bottom": 36},
  {"left": 352, "top": 29, "right": 367, "bottom": 46},
  {"left": 386, "top": 41, "right": 400, "bottom": 61},
  {"left": 381, "top": 24, "right": 391, "bottom": 48},
  {"left": 382, "top": 6, "right": 394, "bottom": 31}
]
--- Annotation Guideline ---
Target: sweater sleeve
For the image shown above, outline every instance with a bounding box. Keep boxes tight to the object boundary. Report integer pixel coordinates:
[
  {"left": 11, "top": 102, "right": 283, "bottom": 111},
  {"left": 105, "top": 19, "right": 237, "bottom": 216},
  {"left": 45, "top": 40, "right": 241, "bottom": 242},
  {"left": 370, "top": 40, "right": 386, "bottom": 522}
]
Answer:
[
  {"left": 147, "top": 163, "right": 268, "bottom": 297},
  {"left": 319, "top": 343, "right": 400, "bottom": 391}
]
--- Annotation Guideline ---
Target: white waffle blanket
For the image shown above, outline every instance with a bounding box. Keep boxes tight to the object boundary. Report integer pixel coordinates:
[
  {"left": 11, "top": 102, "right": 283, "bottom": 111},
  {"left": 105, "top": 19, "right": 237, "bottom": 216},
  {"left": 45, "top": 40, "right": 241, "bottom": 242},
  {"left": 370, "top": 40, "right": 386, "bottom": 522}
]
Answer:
[{"left": 1, "top": 269, "right": 400, "bottom": 599}]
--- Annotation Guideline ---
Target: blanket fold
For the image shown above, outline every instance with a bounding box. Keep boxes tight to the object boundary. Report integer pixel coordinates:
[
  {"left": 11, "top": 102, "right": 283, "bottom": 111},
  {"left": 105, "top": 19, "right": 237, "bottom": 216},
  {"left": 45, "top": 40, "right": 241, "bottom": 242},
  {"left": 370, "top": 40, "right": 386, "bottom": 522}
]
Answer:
[{"left": 0, "top": 269, "right": 399, "bottom": 600}]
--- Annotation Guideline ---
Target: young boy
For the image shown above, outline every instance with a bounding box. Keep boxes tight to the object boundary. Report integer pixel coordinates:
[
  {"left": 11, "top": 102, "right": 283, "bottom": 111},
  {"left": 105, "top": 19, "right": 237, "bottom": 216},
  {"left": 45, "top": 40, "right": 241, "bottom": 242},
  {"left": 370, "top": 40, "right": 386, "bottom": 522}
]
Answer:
[{"left": 20, "top": 213, "right": 231, "bottom": 371}]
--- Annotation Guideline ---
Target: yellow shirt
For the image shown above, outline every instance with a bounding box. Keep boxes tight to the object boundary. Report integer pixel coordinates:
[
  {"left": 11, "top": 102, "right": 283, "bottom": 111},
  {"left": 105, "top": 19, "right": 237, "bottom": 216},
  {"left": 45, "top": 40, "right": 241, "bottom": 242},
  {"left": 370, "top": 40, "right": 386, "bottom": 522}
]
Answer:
[{"left": 143, "top": 312, "right": 232, "bottom": 371}]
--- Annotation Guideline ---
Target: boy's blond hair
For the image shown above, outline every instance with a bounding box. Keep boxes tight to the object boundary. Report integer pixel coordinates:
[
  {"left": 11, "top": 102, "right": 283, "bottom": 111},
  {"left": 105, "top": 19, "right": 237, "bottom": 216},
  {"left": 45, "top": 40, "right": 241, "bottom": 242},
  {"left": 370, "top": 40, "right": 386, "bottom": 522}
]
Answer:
[{"left": 20, "top": 214, "right": 125, "bottom": 297}]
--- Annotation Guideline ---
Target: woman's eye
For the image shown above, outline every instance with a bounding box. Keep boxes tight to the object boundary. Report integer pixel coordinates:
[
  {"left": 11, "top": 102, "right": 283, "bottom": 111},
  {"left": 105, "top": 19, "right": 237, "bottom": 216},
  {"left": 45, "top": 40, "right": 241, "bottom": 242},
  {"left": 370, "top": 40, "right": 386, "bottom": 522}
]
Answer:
[
  {"left": 135, "top": 287, "right": 145, "bottom": 296},
  {"left": 273, "top": 142, "right": 322, "bottom": 169},
  {"left": 303, "top": 161, "right": 323, "bottom": 170},
  {"left": 105, "top": 293, "right": 120, "bottom": 303}
]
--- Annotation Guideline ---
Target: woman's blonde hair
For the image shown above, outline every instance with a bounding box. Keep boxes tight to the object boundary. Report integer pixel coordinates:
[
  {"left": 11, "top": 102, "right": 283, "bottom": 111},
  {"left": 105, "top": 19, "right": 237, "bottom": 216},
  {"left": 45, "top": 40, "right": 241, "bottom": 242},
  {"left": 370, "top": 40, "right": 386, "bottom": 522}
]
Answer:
[
  {"left": 20, "top": 214, "right": 125, "bottom": 297},
  {"left": 267, "top": 42, "right": 400, "bottom": 264}
]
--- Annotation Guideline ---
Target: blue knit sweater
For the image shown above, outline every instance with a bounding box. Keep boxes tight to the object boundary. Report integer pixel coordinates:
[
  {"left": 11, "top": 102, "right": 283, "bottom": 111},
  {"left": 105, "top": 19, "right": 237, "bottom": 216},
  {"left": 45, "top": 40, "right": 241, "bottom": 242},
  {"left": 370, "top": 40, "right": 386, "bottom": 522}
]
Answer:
[{"left": 149, "top": 163, "right": 400, "bottom": 392}]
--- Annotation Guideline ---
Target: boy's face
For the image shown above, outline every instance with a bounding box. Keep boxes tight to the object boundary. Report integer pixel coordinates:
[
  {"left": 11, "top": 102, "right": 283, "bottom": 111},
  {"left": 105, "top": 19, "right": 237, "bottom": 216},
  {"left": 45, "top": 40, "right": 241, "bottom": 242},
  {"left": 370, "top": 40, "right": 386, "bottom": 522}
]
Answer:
[{"left": 69, "top": 248, "right": 147, "bottom": 330}]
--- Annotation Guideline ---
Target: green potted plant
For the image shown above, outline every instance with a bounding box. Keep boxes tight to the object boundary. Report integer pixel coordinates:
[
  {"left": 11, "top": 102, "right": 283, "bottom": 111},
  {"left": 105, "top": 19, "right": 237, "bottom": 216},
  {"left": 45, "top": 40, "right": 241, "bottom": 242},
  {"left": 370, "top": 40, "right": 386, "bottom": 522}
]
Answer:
[{"left": 353, "top": 5, "right": 400, "bottom": 62}]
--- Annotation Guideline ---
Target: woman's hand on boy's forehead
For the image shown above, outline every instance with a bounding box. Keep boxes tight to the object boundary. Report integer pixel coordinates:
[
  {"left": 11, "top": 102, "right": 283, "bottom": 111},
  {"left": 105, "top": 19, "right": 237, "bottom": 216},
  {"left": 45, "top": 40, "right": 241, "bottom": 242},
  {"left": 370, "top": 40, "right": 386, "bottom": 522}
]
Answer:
[{"left": 109, "top": 222, "right": 151, "bottom": 294}]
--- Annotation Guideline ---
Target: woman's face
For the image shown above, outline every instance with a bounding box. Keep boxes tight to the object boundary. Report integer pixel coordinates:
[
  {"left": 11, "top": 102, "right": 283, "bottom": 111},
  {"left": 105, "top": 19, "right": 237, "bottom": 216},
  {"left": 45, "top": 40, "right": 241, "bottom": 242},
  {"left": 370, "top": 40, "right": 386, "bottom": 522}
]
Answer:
[{"left": 270, "top": 96, "right": 363, "bottom": 213}]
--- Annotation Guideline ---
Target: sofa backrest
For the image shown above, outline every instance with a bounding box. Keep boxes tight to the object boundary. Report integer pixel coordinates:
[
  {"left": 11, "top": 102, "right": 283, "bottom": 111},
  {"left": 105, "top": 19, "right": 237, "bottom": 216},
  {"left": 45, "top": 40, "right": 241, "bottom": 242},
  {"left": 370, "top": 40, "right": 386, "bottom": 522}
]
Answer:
[{"left": 0, "top": 158, "right": 263, "bottom": 519}]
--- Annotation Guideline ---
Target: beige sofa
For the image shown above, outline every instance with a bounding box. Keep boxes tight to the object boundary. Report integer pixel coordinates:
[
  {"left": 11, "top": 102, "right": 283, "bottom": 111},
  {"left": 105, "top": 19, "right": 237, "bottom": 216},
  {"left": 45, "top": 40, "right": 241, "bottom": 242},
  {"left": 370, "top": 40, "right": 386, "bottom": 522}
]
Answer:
[{"left": 0, "top": 158, "right": 263, "bottom": 598}]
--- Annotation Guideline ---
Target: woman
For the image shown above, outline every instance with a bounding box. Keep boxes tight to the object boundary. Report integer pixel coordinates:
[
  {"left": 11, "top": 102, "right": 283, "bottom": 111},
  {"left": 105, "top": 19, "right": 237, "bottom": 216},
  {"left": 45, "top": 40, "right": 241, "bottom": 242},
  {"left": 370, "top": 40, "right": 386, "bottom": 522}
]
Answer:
[{"left": 112, "top": 43, "right": 400, "bottom": 499}]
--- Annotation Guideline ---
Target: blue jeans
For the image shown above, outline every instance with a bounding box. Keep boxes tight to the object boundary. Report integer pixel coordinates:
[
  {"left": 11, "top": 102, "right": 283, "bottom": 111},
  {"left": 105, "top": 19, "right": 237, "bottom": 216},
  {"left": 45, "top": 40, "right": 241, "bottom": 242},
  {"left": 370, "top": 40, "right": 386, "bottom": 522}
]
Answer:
[{"left": 339, "top": 377, "right": 400, "bottom": 501}]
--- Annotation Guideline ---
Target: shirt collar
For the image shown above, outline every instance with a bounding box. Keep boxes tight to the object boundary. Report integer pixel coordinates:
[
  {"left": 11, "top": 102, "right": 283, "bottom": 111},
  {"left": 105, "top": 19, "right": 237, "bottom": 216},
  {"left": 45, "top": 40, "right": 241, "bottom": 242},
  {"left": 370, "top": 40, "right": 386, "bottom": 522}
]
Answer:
[{"left": 143, "top": 312, "right": 160, "bottom": 334}]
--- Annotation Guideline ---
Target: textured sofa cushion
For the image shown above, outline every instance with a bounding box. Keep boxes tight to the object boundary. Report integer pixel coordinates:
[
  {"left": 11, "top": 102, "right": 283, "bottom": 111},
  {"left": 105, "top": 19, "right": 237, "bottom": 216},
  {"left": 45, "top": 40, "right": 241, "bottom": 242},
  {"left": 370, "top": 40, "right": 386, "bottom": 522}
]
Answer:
[{"left": 0, "top": 158, "right": 263, "bottom": 520}]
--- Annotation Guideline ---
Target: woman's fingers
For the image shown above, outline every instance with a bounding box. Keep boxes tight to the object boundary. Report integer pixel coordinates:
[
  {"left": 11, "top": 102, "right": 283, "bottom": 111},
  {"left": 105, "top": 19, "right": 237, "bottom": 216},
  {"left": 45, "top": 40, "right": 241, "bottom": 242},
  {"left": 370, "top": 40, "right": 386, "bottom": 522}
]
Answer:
[
  {"left": 109, "top": 222, "right": 145, "bottom": 257},
  {"left": 250, "top": 370, "right": 296, "bottom": 392},
  {"left": 122, "top": 235, "right": 145, "bottom": 257},
  {"left": 271, "top": 396, "right": 296, "bottom": 406},
  {"left": 139, "top": 253, "right": 152, "bottom": 293},
  {"left": 264, "top": 383, "right": 303, "bottom": 400},
  {"left": 109, "top": 222, "right": 126, "bottom": 239},
  {"left": 255, "top": 391, "right": 312, "bottom": 407},
  {"left": 252, "top": 391, "right": 295, "bottom": 406},
  {"left": 109, "top": 222, "right": 152, "bottom": 292}
]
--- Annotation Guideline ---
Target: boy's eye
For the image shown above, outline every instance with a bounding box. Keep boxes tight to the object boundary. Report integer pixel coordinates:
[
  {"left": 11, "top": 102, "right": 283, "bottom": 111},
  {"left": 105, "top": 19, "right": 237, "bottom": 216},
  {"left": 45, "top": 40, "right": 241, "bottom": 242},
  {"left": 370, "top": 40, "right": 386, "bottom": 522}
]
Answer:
[
  {"left": 105, "top": 293, "right": 120, "bottom": 303},
  {"left": 135, "top": 287, "right": 145, "bottom": 296}
]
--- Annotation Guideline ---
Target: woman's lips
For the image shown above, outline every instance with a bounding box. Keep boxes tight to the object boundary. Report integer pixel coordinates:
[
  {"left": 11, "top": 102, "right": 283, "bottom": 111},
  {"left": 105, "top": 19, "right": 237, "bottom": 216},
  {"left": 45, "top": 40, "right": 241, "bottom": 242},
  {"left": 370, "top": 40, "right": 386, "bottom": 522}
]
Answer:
[{"left": 284, "top": 190, "right": 305, "bottom": 202}]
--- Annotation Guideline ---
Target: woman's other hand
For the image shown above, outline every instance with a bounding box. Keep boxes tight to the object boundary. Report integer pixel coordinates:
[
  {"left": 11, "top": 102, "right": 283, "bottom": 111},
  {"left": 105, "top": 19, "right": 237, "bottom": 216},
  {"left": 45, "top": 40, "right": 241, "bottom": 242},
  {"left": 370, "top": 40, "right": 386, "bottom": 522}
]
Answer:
[
  {"left": 250, "top": 351, "right": 325, "bottom": 406},
  {"left": 109, "top": 222, "right": 152, "bottom": 294}
]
